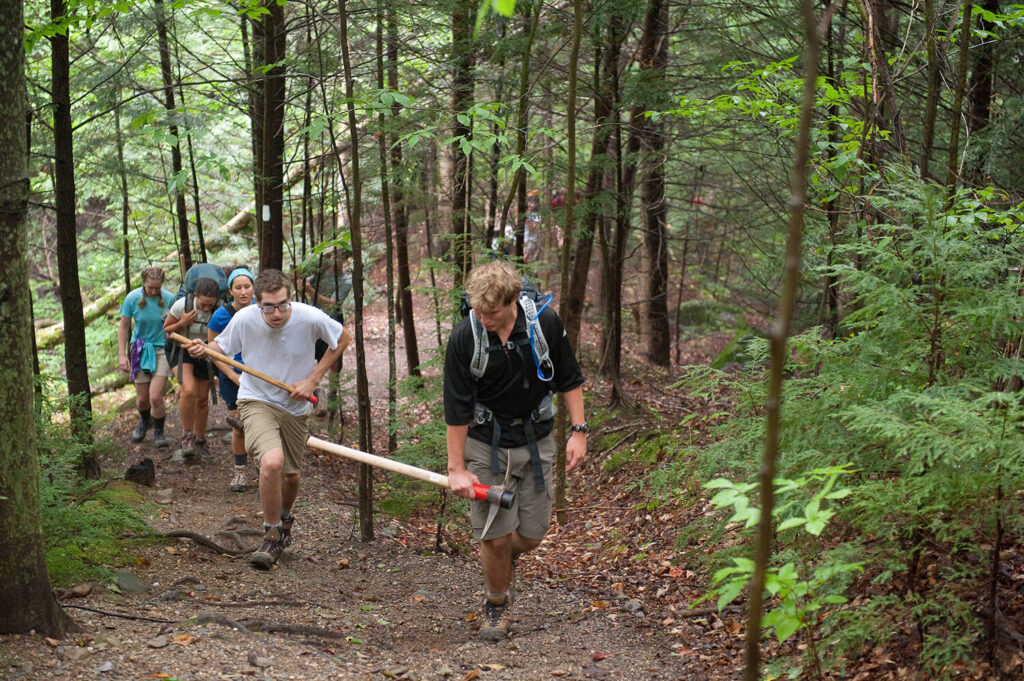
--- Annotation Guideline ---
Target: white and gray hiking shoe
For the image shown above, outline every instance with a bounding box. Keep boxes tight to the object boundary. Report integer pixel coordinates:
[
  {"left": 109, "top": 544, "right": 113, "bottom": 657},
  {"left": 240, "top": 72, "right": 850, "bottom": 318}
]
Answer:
[{"left": 229, "top": 465, "right": 247, "bottom": 493}]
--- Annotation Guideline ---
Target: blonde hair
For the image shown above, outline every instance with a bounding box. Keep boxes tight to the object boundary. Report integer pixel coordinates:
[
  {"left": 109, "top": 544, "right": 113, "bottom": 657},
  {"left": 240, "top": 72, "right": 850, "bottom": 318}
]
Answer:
[
  {"left": 465, "top": 260, "right": 521, "bottom": 313},
  {"left": 138, "top": 266, "right": 166, "bottom": 309}
]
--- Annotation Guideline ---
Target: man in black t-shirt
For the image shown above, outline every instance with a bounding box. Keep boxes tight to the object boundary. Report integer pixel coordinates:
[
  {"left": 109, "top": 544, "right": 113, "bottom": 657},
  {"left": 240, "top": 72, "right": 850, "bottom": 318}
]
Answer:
[{"left": 444, "top": 260, "right": 587, "bottom": 642}]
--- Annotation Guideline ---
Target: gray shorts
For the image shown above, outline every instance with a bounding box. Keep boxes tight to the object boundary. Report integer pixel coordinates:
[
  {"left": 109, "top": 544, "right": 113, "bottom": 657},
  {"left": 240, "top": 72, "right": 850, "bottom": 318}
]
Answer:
[
  {"left": 239, "top": 400, "right": 311, "bottom": 475},
  {"left": 464, "top": 433, "right": 554, "bottom": 541}
]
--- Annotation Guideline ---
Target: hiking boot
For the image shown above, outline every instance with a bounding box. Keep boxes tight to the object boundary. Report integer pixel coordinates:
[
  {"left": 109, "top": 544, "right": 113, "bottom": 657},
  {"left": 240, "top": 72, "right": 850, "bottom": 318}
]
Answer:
[
  {"left": 176, "top": 432, "right": 195, "bottom": 460},
  {"left": 480, "top": 594, "right": 511, "bottom": 642},
  {"left": 312, "top": 388, "right": 328, "bottom": 417},
  {"left": 193, "top": 436, "right": 209, "bottom": 460},
  {"left": 226, "top": 415, "right": 244, "bottom": 432},
  {"left": 229, "top": 465, "right": 247, "bottom": 493},
  {"left": 250, "top": 525, "right": 284, "bottom": 570},
  {"left": 151, "top": 417, "right": 168, "bottom": 448},
  {"left": 280, "top": 514, "right": 295, "bottom": 547},
  {"left": 131, "top": 417, "right": 151, "bottom": 443}
]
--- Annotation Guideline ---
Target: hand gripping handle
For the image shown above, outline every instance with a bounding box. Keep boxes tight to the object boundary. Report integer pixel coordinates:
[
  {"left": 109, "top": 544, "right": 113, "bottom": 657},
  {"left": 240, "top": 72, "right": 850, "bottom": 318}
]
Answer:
[{"left": 473, "top": 484, "right": 515, "bottom": 509}]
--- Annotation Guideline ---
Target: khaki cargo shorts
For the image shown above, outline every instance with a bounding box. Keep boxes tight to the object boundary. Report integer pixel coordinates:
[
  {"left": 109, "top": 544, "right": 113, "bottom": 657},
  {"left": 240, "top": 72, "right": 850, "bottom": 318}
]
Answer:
[
  {"left": 134, "top": 351, "right": 171, "bottom": 383},
  {"left": 464, "top": 433, "right": 554, "bottom": 541},
  {"left": 239, "top": 399, "right": 311, "bottom": 475}
]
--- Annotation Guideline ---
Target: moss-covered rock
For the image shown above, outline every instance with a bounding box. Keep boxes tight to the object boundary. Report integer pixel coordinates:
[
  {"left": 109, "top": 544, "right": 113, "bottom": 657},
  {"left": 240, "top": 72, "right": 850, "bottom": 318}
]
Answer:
[
  {"left": 677, "top": 300, "right": 747, "bottom": 333},
  {"left": 711, "top": 328, "right": 766, "bottom": 369}
]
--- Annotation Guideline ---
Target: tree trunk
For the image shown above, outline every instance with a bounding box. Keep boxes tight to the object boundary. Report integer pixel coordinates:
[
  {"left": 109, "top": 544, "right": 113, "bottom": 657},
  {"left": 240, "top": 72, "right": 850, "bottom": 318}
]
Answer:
[
  {"left": 556, "top": 0, "right": 583, "bottom": 528},
  {"left": 153, "top": 0, "right": 192, "bottom": 272},
  {"left": 564, "top": 28, "right": 622, "bottom": 348},
  {"left": 114, "top": 97, "right": 131, "bottom": 295},
  {"left": 966, "top": 0, "right": 999, "bottom": 183},
  {"left": 498, "top": 0, "right": 541, "bottom": 262},
  {"left": 259, "top": 0, "right": 286, "bottom": 270},
  {"left": 743, "top": 1, "right": 820, "bottom": 677},
  {"left": 451, "top": 0, "right": 476, "bottom": 287},
  {"left": 388, "top": 6, "right": 420, "bottom": 377},
  {"left": 242, "top": 16, "right": 263, "bottom": 255},
  {"left": 945, "top": 2, "right": 974, "bottom": 201},
  {"left": 0, "top": 0, "right": 78, "bottom": 636},
  {"left": 919, "top": 0, "right": 940, "bottom": 181},
  {"left": 377, "top": 3, "right": 398, "bottom": 454},
  {"left": 52, "top": 0, "right": 97, "bottom": 474},
  {"left": 339, "top": 0, "right": 374, "bottom": 541},
  {"left": 637, "top": 0, "right": 670, "bottom": 367}
]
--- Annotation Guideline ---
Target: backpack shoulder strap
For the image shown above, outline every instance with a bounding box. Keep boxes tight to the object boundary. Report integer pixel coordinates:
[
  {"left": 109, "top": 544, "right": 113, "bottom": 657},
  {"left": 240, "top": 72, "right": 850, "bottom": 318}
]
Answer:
[
  {"left": 468, "top": 310, "right": 490, "bottom": 379},
  {"left": 519, "top": 293, "right": 554, "bottom": 382}
]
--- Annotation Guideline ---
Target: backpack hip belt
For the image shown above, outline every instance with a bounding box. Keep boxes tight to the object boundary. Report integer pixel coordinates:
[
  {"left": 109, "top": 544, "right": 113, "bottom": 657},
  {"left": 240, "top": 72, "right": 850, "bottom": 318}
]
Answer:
[{"left": 472, "top": 393, "right": 555, "bottom": 492}]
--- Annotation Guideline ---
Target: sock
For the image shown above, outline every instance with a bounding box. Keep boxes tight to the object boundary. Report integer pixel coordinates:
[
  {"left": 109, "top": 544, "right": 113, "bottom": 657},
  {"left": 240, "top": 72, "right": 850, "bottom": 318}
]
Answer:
[
  {"left": 139, "top": 409, "right": 151, "bottom": 423},
  {"left": 485, "top": 591, "right": 509, "bottom": 605},
  {"left": 153, "top": 417, "right": 165, "bottom": 430},
  {"left": 234, "top": 454, "right": 247, "bottom": 467}
]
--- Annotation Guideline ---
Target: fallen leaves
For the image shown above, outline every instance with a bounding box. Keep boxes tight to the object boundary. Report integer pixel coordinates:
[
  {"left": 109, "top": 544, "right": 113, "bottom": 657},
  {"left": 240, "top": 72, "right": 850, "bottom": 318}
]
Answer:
[{"left": 171, "top": 633, "right": 199, "bottom": 646}]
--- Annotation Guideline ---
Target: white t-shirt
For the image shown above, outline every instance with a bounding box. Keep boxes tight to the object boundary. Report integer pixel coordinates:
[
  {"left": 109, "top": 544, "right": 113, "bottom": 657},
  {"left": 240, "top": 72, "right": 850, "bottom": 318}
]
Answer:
[
  {"left": 215, "top": 301, "right": 345, "bottom": 416},
  {"left": 168, "top": 296, "right": 216, "bottom": 340}
]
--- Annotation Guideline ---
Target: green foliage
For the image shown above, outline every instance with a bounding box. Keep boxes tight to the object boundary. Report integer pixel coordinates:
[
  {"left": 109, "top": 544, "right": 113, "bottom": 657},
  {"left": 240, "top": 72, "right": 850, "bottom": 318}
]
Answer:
[
  {"left": 668, "top": 182, "right": 1024, "bottom": 677},
  {"left": 603, "top": 431, "right": 672, "bottom": 474},
  {"left": 36, "top": 387, "right": 146, "bottom": 585}
]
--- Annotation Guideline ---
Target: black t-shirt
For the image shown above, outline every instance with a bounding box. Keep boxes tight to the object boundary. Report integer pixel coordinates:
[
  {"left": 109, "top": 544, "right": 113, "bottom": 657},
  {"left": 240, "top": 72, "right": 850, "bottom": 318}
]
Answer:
[{"left": 443, "top": 301, "right": 585, "bottom": 447}]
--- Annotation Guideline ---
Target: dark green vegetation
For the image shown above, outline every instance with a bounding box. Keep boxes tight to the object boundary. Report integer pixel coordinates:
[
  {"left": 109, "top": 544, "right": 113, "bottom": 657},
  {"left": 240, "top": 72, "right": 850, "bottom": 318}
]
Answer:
[{"left": 5, "top": 0, "right": 1024, "bottom": 676}]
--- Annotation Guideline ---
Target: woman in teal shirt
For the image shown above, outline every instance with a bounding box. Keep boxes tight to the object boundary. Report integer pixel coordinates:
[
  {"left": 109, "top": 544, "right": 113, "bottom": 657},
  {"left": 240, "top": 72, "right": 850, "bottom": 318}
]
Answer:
[{"left": 117, "top": 266, "right": 175, "bottom": 448}]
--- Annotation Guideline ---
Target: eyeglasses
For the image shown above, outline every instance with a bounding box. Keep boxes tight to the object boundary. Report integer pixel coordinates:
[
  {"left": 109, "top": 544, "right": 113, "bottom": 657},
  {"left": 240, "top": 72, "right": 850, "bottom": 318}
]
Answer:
[{"left": 260, "top": 301, "right": 292, "bottom": 314}]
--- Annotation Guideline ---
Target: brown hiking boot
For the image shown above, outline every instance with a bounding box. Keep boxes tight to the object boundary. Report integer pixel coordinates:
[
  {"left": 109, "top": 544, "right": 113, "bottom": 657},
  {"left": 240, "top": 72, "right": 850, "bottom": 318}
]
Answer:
[
  {"left": 280, "top": 513, "right": 295, "bottom": 547},
  {"left": 479, "top": 594, "right": 511, "bottom": 642},
  {"left": 250, "top": 525, "right": 284, "bottom": 570}
]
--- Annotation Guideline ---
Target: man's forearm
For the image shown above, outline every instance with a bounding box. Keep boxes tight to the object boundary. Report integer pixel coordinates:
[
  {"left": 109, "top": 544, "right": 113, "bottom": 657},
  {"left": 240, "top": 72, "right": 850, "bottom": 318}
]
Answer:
[
  {"left": 562, "top": 386, "right": 585, "bottom": 426},
  {"left": 446, "top": 424, "right": 469, "bottom": 473}
]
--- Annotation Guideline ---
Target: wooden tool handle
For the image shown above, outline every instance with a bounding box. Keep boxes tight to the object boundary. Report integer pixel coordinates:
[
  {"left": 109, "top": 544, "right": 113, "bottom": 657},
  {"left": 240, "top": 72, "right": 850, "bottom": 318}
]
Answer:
[{"left": 168, "top": 332, "right": 317, "bottom": 404}]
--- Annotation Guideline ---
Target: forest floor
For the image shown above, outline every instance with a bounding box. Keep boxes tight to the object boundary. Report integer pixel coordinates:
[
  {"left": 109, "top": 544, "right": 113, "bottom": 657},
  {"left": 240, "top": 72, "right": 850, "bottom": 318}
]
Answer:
[{"left": 2, "top": 298, "right": 777, "bottom": 681}]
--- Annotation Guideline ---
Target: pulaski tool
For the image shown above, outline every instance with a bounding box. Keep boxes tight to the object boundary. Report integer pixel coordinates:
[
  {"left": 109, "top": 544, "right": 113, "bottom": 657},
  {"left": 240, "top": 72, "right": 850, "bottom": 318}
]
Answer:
[{"left": 307, "top": 437, "right": 515, "bottom": 509}]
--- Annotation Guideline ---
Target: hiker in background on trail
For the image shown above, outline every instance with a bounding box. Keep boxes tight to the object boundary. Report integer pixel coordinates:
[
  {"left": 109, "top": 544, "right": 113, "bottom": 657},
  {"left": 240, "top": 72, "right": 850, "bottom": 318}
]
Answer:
[
  {"left": 163, "top": 276, "right": 222, "bottom": 461},
  {"left": 118, "top": 266, "right": 176, "bottom": 449},
  {"left": 185, "top": 269, "right": 353, "bottom": 570},
  {"left": 304, "top": 251, "right": 352, "bottom": 419},
  {"left": 443, "top": 260, "right": 588, "bottom": 642},
  {"left": 207, "top": 268, "right": 257, "bottom": 493}
]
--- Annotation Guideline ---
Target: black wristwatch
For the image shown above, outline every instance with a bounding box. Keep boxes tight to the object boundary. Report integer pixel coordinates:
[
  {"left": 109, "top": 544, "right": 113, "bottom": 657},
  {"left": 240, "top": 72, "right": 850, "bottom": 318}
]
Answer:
[{"left": 570, "top": 422, "right": 590, "bottom": 434}]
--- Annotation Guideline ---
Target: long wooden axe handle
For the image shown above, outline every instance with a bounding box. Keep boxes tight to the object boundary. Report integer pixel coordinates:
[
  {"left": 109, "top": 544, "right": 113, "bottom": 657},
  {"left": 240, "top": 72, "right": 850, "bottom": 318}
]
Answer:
[
  {"left": 168, "top": 332, "right": 317, "bottom": 404},
  {"left": 307, "top": 436, "right": 514, "bottom": 508}
]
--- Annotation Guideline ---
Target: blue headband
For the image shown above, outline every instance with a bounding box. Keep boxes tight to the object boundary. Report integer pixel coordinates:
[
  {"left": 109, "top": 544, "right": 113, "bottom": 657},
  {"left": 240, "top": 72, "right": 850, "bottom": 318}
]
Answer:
[{"left": 228, "top": 268, "right": 255, "bottom": 288}]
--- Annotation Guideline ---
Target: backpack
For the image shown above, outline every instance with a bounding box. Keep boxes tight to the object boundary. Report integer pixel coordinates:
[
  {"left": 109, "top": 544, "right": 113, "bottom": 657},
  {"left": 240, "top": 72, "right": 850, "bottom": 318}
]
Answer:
[
  {"left": 176, "top": 263, "right": 229, "bottom": 307},
  {"left": 461, "top": 278, "right": 554, "bottom": 383}
]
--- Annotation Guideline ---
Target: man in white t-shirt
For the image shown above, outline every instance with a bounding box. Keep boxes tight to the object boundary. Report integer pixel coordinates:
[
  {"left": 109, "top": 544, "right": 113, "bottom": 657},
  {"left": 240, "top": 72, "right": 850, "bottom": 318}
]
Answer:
[{"left": 187, "top": 269, "right": 352, "bottom": 569}]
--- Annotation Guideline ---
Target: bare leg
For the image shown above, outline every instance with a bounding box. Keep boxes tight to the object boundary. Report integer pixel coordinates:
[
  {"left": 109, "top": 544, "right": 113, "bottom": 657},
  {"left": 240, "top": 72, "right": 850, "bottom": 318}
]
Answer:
[
  {"left": 179, "top": 364, "right": 196, "bottom": 432},
  {"left": 281, "top": 472, "right": 301, "bottom": 513},
  {"left": 259, "top": 448, "right": 285, "bottom": 525},
  {"left": 230, "top": 409, "right": 245, "bottom": 456},
  {"left": 193, "top": 378, "right": 210, "bottom": 438},
  {"left": 135, "top": 382, "right": 152, "bottom": 413},
  {"left": 149, "top": 375, "right": 168, "bottom": 419},
  {"left": 481, "top": 531, "right": 542, "bottom": 594}
]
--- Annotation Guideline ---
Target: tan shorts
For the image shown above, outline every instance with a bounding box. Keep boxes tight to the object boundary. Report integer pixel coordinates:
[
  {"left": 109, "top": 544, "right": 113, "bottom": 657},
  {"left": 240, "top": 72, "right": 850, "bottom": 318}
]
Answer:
[
  {"left": 134, "top": 351, "right": 171, "bottom": 383},
  {"left": 464, "top": 433, "right": 554, "bottom": 541},
  {"left": 239, "top": 400, "right": 311, "bottom": 475}
]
